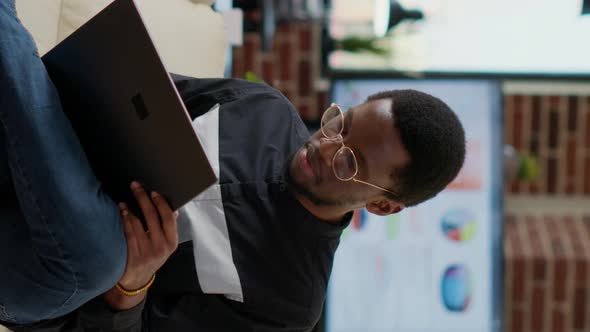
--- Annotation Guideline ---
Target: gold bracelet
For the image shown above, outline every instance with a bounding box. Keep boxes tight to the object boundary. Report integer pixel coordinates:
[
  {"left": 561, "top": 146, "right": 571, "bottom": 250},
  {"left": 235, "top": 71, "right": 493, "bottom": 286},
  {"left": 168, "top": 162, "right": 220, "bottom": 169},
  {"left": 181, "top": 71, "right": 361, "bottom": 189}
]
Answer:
[{"left": 115, "top": 274, "right": 156, "bottom": 297}]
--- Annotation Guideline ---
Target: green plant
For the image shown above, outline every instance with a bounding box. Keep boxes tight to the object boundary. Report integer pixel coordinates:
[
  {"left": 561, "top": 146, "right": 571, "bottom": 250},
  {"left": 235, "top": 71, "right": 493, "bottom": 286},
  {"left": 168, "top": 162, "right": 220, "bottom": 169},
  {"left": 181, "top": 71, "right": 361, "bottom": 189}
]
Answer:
[
  {"left": 335, "top": 36, "right": 389, "bottom": 56},
  {"left": 518, "top": 153, "right": 539, "bottom": 181},
  {"left": 244, "top": 71, "right": 263, "bottom": 83}
]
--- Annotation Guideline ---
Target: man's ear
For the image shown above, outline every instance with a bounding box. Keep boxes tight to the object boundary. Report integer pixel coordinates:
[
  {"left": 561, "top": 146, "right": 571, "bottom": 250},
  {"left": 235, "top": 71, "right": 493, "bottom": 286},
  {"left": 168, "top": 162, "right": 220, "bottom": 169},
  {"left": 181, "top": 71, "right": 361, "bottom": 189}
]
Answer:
[{"left": 365, "top": 199, "right": 404, "bottom": 216}]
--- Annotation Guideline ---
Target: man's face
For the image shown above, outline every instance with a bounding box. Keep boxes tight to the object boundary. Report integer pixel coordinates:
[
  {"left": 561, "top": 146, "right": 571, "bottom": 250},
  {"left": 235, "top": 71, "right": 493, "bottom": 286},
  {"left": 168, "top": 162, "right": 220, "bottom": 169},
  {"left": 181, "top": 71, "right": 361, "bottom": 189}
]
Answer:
[{"left": 288, "top": 98, "right": 410, "bottom": 208}]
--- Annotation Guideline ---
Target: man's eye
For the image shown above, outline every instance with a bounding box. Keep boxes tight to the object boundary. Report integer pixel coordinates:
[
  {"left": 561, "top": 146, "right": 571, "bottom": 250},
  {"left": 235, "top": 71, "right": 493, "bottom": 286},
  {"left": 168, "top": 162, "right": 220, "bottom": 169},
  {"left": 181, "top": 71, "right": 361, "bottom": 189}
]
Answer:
[
  {"left": 341, "top": 123, "right": 348, "bottom": 136},
  {"left": 347, "top": 154, "right": 356, "bottom": 171}
]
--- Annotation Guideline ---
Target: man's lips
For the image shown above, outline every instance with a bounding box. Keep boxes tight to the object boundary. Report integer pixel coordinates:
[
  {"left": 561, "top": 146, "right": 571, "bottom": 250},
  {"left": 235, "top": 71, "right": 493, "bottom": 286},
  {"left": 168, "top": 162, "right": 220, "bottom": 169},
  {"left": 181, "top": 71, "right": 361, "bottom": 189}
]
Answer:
[
  {"left": 301, "top": 147, "right": 315, "bottom": 177},
  {"left": 302, "top": 143, "right": 320, "bottom": 183}
]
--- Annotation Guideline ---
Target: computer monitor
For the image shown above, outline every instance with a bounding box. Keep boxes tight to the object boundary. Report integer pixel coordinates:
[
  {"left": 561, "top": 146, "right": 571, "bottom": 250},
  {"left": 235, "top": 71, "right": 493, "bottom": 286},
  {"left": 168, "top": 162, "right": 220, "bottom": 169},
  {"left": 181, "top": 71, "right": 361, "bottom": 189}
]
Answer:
[{"left": 328, "top": 0, "right": 590, "bottom": 78}]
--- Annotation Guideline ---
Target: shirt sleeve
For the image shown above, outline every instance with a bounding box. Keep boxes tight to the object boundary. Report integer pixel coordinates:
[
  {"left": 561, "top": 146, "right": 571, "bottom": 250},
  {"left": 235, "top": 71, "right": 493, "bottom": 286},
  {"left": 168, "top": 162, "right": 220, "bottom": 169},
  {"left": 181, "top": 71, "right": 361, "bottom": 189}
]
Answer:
[
  {"left": 74, "top": 296, "right": 145, "bottom": 332},
  {"left": 6, "top": 297, "right": 145, "bottom": 332},
  {"left": 170, "top": 74, "right": 282, "bottom": 121}
]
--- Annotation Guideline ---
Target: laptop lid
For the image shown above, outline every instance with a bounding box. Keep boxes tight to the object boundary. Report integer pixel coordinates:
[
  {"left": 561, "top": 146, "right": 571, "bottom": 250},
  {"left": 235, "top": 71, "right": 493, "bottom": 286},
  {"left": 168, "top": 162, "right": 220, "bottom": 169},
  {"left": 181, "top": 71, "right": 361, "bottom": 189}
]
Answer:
[{"left": 42, "top": 0, "right": 217, "bottom": 211}]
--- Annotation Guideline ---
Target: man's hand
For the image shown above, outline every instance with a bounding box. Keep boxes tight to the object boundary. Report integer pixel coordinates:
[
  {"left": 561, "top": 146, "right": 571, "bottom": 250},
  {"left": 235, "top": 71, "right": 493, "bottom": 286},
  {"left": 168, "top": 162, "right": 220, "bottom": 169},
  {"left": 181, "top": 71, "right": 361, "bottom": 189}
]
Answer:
[{"left": 103, "top": 181, "right": 179, "bottom": 310}]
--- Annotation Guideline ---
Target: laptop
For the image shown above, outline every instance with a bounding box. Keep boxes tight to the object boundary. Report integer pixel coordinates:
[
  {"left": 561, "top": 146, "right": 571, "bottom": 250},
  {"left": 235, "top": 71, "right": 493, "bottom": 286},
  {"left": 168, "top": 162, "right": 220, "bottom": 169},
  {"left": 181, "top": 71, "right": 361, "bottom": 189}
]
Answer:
[{"left": 42, "top": 0, "right": 217, "bottom": 212}]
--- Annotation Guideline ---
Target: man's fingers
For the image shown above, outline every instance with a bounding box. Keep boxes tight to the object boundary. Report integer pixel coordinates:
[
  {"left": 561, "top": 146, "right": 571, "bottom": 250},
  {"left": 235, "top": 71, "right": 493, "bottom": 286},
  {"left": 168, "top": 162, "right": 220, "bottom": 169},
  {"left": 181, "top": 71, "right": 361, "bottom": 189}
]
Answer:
[
  {"left": 118, "top": 202, "right": 128, "bottom": 211},
  {"left": 120, "top": 203, "right": 140, "bottom": 256},
  {"left": 151, "top": 192, "right": 178, "bottom": 247},
  {"left": 166, "top": 210, "right": 179, "bottom": 249},
  {"left": 124, "top": 204, "right": 150, "bottom": 251},
  {"left": 130, "top": 181, "right": 163, "bottom": 242}
]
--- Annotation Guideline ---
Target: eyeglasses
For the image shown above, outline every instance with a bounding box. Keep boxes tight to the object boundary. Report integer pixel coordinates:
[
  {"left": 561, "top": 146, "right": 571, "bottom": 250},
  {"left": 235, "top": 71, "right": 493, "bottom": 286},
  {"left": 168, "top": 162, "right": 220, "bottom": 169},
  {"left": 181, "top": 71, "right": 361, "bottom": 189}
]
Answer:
[{"left": 320, "top": 103, "right": 399, "bottom": 197}]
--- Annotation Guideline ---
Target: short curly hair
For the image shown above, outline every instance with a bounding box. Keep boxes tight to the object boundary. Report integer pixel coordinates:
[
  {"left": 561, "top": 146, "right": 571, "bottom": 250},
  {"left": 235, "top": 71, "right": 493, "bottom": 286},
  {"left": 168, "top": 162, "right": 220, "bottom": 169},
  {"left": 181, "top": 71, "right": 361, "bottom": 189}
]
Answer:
[{"left": 367, "top": 89, "right": 466, "bottom": 207}]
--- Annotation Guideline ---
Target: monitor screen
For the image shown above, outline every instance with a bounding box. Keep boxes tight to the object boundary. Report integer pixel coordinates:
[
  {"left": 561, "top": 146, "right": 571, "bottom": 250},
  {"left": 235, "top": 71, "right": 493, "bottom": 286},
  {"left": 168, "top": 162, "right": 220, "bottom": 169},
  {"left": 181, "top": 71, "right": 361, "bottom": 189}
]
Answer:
[
  {"left": 328, "top": 0, "right": 590, "bottom": 77},
  {"left": 325, "top": 79, "right": 504, "bottom": 332}
]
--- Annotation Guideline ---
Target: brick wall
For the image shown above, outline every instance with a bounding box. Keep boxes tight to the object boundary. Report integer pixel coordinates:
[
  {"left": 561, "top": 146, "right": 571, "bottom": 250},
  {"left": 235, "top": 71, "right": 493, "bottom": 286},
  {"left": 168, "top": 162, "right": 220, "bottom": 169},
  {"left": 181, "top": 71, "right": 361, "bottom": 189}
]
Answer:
[
  {"left": 504, "top": 214, "right": 590, "bottom": 332},
  {"left": 504, "top": 95, "right": 590, "bottom": 195},
  {"left": 232, "top": 24, "right": 328, "bottom": 123}
]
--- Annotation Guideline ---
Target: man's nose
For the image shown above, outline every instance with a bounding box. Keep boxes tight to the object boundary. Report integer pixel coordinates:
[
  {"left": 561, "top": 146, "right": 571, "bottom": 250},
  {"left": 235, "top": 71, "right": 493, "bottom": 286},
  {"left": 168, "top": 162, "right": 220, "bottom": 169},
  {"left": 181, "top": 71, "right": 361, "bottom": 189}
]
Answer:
[{"left": 319, "top": 135, "right": 343, "bottom": 168}]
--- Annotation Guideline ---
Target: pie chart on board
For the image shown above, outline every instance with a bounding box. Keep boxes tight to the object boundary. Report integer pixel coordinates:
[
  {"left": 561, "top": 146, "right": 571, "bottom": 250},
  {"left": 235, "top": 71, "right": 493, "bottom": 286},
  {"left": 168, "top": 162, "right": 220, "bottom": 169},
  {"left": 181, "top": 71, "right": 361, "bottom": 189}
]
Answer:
[
  {"left": 441, "top": 264, "right": 472, "bottom": 312},
  {"left": 441, "top": 208, "right": 477, "bottom": 242}
]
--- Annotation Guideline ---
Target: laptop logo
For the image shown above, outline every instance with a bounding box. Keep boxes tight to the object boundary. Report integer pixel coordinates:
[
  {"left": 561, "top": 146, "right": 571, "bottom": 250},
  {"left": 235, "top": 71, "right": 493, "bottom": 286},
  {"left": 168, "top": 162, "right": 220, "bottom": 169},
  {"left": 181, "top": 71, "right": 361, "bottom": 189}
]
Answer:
[{"left": 131, "top": 94, "right": 149, "bottom": 120}]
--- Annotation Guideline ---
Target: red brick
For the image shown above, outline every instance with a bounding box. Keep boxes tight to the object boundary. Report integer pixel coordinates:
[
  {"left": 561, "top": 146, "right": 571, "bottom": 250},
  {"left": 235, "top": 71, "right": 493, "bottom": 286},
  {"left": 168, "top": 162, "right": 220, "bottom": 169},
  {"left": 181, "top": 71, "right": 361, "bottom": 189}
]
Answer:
[
  {"left": 262, "top": 55, "right": 275, "bottom": 85},
  {"left": 573, "top": 288, "right": 587, "bottom": 329},
  {"left": 529, "top": 210, "right": 540, "bottom": 223},
  {"left": 566, "top": 182, "right": 575, "bottom": 194},
  {"left": 564, "top": 217, "right": 586, "bottom": 257},
  {"left": 510, "top": 182, "right": 521, "bottom": 194},
  {"left": 546, "top": 217, "right": 559, "bottom": 240},
  {"left": 504, "top": 96, "right": 512, "bottom": 142},
  {"left": 232, "top": 47, "right": 245, "bottom": 79},
  {"left": 514, "top": 95, "right": 524, "bottom": 108},
  {"left": 564, "top": 216, "right": 580, "bottom": 241},
  {"left": 511, "top": 227, "right": 524, "bottom": 256},
  {"left": 548, "top": 110, "right": 560, "bottom": 148},
  {"left": 547, "top": 157, "right": 558, "bottom": 194},
  {"left": 298, "top": 60, "right": 311, "bottom": 97},
  {"left": 529, "top": 183, "right": 539, "bottom": 194},
  {"left": 510, "top": 308, "right": 524, "bottom": 332},
  {"left": 244, "top": 8, "right": 261, "bottom": 22},
  {"left": 585, "top": 157, "right": 590, "bottom": 194},
  {"left": 550, "top": 96, "right": 561, "bottom": 109},
  {"left": 244, "top": 33, "right": 261, "bottom": 72},
  {"left": 271, "top": 23, "right": 287, "bottom": 52},
  {"left": 531, "top": 96, "right": 541, "bottom": 133},
  {"left": 554, "top": 259, "right": 567, "bottom": 302},
  {"left": 586, "top": 111, "right": 590, "bottom": 147},
  {"left": 506, "top": 216, "right": 523, "bottom": 255},
  {"left": 571, "top": 241, "right": 585, "bottom": 257},
  {"left": 512, "top": 258, "right": 525, "bottom": 303},
  {"left": 568, "top": 96, "right": 578, "bottom": 132},
  {"left": 277, "top": 24, "right": 292, "bottom": 34},
  {"left": 298, "top": 25, "right": 311, "bottom": 52},
  {"left": 530, "top": 137, "right": 539, "bottom": 155},
  {"left": 296, "top": 102, "right": 311, "bottom": 121},
  {"left": 279, "top": 41, "right": 293, "bottom": 81},
  {"left": 575, "top": 259, "right": 587, "bottom": 286},
  {"left": 530, "top": 238, "right": 543, "bottom": 257},
  {"left": 547, "top": 218, "right": 567, "bottom": 256},
  {"left": 552, "top": 309, "right": 565, "bottom": 332},
  {"left": 531, "top": 286, "right": 545, "bottom": 331},
  {"left": 317, "top": 91, "right": 329, "bottom": 109},
  {"left": 529, "top": 221, "right": 543, "bottom": 252},
  {"left": 551, "top": 238, "right": 565, "bottom": 256},
  {"left": 513, "top": 99, "right": 523, "bottom": 150},
  {"left": 567, "top": 139, "right": 577, "bottom": 177},
  {"left": 316, "top": 92, "right": 329, "bottom": 121},
  {"left": 533, "top": 258, "right": 546, "bottom": 281},
  {"left": 512, "top": 308, "right": 524, "bottom": 332}
]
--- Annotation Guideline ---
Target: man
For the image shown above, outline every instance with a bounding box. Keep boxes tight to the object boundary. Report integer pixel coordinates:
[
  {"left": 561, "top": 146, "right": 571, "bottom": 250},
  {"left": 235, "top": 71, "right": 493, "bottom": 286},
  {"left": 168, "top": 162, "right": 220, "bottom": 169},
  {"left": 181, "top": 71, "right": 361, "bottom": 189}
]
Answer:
[{"left": 1, "top": 1, "right": 465, "bottom": 331}]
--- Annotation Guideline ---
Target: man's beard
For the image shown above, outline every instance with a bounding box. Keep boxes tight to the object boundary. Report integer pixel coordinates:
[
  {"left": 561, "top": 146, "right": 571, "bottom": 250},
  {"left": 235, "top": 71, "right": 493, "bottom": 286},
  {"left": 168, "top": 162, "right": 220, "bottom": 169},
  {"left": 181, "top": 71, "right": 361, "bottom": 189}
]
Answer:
[{"left": 284, "top": 151, "right": 350, "bottom": 207}]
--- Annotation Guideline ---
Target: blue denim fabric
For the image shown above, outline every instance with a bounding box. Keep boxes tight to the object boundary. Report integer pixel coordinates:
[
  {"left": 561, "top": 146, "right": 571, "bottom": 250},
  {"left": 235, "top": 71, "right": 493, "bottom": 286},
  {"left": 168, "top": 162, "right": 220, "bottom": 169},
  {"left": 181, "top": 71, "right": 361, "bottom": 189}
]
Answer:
[{"left": 0, "top": 1, "right": 127, "bottom": 324}]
